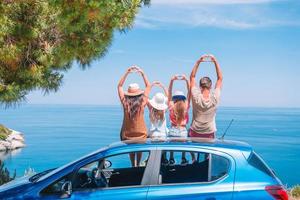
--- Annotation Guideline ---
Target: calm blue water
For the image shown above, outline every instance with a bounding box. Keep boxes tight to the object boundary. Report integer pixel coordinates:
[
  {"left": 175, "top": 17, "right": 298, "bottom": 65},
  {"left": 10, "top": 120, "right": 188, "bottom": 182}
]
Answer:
[{"left": 0, "top": 105, "right": 299, "bottom": 187}]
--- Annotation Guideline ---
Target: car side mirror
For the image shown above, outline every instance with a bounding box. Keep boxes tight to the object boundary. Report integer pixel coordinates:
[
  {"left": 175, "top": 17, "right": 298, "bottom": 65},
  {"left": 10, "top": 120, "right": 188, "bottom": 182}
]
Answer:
[
  {"left": 60, "top": 181, "right": 72, "bottom": 199},
  {"left": 104, "top": 160, "right": 112, "bottom": 169}
]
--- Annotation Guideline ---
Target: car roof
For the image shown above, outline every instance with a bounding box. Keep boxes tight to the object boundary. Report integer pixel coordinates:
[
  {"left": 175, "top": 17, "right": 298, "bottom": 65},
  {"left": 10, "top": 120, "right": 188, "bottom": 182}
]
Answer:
[{"left": 107, "top": 137, "right": 253, "bottom": 156}]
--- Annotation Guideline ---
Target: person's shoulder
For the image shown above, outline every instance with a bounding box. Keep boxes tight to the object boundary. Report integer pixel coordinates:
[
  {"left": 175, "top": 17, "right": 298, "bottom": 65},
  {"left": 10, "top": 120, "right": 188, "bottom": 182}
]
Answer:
[
  {"left": 191, "top": 86, "right": 200, "bottom": 95},
  {"left": 211, "top": 88, "right": 221, "bottom": 104},
  {"left": 213, "top": 87, "right": 221, "bottom": 96},
  {"left": 191, "top": 85, "right": 199, "bottom": 90},
  {"left": 214, "top": 87, "right": 221, "bottom": 92},
  {"left": 168, "top": 101, "right": 174, "bottom": 112}
]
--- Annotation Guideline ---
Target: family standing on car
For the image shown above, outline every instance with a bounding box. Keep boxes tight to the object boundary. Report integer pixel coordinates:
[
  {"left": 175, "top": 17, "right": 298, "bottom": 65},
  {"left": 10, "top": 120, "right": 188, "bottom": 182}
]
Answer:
[{"left": 118, "top": 54, "right": 223, "bottom": 167}]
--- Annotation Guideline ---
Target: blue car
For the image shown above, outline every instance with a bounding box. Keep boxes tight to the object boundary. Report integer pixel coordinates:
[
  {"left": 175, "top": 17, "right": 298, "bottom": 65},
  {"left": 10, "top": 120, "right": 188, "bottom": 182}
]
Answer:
[{"left": 0, "top": 138, "right": 288, "bottom": 200}]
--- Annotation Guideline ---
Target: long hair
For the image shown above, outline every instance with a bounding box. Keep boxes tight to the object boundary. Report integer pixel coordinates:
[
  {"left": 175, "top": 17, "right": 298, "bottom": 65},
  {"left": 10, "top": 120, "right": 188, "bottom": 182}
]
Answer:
[
  {"left": 150, "top": 107, "right": 165, "bottom": 124},
  {"left": 173, "top": 100, "right": 186, "bottom": 125},
  {"left": 124, "top": 94, "right": 144, "bottom": 120}
]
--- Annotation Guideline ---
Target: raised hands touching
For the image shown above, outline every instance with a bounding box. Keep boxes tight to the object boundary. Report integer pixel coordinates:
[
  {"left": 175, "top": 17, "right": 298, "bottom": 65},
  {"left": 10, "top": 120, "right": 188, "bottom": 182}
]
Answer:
[
  {"left": 171, "top": 74, "right": 187, "bottom": 81},
  {"left": 152, "top": 81, "right": 163, "bottom": 87},
  {"left": 151, "top": 81, "right": 168, "bottom": 97},
  {"left": 128, "top": 65, "right": 142, "bottom": 73}
]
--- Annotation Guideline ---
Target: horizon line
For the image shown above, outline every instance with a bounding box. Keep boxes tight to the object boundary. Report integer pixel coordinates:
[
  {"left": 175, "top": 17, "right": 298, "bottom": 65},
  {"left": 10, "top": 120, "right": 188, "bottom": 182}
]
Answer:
[{"left": 3, "top": 103, "right": 299, "bottom": 110}]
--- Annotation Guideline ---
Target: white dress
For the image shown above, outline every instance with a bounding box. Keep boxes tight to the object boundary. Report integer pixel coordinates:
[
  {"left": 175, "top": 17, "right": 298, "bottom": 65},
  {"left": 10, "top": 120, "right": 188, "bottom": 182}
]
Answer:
[{"left": 148, "top": 118, "right": 169, "bottom": 139}]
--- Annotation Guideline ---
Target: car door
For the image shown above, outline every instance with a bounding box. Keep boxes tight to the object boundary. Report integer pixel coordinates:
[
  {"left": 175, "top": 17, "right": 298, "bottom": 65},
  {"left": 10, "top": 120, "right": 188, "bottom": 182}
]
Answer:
[
  {"left": 147, "top": 147, "right": 235, "bottom": 200},
  {"left": 70, "top": 149, "right": 155, "bottom": 200},
  {"left": 39, "top": 148, "right": 156, "bottom": 200}
]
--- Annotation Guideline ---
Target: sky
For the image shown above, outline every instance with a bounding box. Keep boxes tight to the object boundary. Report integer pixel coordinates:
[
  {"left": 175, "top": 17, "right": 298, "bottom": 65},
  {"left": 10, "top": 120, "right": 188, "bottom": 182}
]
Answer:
[{"left": 27, "top": 0, "right": 300, "bottom": 107}]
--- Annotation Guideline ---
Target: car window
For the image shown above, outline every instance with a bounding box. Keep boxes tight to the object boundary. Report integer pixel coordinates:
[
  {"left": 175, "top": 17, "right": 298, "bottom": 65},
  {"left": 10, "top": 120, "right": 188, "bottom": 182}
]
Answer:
[
  {"left": 73, "top": 151, "right": 150, "bottom": 190},
  {"left": 159, "top": 150, "right": 230, "bottom": 184},
  {"left": 37, "top": 146, "right": 108, "bottom": 183},
  {"left": 248, "top": 151, "right": 275, "bottom": 178},
  {"left": 40, "top": 174, "right": 72, "bottom": 196},
  {"left": 40, "top": 151, "right": 150, "bottom": 196},
  {"left": 211, "top": 154, "right": 230, "bottom": 181}
]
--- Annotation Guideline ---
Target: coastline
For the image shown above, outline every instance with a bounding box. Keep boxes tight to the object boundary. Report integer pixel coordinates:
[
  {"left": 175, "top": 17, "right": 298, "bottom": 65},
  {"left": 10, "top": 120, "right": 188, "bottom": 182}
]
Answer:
[
  {"left": 0, "top": 125, "right": 25, "bottom": 151},
  {"left": 0, "top": 105, "right": 299, "bottom": 187}
]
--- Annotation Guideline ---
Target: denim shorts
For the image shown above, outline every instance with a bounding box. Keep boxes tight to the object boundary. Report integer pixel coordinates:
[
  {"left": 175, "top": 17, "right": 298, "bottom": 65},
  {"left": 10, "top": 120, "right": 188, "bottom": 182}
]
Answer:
[{"left": 168, "top": 127, "right": 188, "bottom": 138}]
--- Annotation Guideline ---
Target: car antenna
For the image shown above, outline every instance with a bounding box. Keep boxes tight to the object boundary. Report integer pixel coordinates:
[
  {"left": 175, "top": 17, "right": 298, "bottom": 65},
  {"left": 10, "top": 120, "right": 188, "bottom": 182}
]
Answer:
[{"left": 220, "top": 119, "right": 234, "bottom": 140}]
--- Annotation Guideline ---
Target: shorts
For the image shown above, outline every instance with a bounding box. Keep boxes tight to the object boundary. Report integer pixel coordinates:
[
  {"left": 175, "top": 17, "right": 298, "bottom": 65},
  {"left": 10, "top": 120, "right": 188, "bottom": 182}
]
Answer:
[
  {"left": 148, "top": 130, "right": 167, "bottom": 139},
  {"left": 188, "top": 129, "right": 215, "bottom": 139},
  {"left": 168, "top": 127, "right": 188, "bottom": 138}
]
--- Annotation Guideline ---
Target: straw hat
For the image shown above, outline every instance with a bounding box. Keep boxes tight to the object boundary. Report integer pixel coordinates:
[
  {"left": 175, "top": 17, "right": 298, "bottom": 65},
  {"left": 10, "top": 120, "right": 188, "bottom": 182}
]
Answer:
[
  {"left": 149, "top": 93, "right": 168, "bottom": 111},
  {"left": 172, "top": 90, "right": 186, "bottom": 101},
  {"left": 124, "top": 83, "right": 144, "bottom": 96}
]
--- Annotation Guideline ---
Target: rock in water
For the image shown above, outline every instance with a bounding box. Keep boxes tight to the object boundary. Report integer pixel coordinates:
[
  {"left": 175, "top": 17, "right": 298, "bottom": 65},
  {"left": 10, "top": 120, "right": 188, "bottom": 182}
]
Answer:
[
  {"left": 0, "top": 141, "right": 9, "bottom": 151},
  {"left": 9, "top": 140, "right": 25, "bottom": 150},
  {"left": 7, "top": 130, "right": 25, "bottom": 143},
  {"left": 0, "top": 129, "right": 25, "bottom": 151}
]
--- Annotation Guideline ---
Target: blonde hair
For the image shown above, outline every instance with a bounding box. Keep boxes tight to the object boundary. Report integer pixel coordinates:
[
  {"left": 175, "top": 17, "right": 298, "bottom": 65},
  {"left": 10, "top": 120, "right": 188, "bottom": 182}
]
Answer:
[
  {"left": 173, "top": 100, "right": 186, "bottom": 125},
  {"left": 150, "top": 107, "right": 165, "bottom": 124}
]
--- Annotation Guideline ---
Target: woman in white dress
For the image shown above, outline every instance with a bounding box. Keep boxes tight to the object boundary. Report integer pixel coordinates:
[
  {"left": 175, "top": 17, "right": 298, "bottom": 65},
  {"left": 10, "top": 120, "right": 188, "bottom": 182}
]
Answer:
[{"left": 147, "top": 81, "right": 169, "bottom": 139}]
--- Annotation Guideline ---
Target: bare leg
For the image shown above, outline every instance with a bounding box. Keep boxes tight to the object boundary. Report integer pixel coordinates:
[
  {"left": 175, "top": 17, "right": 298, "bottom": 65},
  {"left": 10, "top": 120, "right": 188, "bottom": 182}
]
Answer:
[
  {"left": 129, "top": 153, "right": 136, "bottom": 167},
  {"left": 136, "top": 152, "right": 142, "bottom": 167},
  {"left": 190, "top": 152, "right": 196, "bottom": 163},
  {"left": 162, "top": 152, "right": 167, "bottom": 160}
]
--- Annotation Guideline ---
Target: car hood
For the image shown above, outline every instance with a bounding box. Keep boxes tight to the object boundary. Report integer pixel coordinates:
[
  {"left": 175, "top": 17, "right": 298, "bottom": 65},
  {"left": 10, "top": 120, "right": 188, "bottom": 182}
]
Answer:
[{"left": 0, "top": 175, "right": 32, "bottom": 193}]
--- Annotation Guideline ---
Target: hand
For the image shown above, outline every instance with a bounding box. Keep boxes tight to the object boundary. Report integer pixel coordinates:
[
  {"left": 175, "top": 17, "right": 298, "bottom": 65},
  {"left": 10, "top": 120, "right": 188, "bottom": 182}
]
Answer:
[
  {"left": 175, "top": 74, "right": 182, "bottom": 80},
  {"left": 132, "top": 66, "right": 144, "bottom": 74},
  {"left": 208, "top": 54, "right": 217, "bottom": 62},
  {"left": 127, "top": 65, "right": 143, "bottom": 73},
  {"left": 171, "top": 75, "right": 178, "bottom": 81},
  {"left": 127, "top": 66, "right": 137, "bottom": 73},
  {"left": 197, "top": 55, "right": 207, "bottom": 63},
  {"left": 180, "top": 74, "right": 187, "bottom": 80},
  {"left": 126, "top": 67, "right": 132, "bottom": 73},
  {"left": 152, "top": 81, "right": 161, "bottom": 86},
  {"left": 137, "top": 68, "right": 144, "bottom": 75}
]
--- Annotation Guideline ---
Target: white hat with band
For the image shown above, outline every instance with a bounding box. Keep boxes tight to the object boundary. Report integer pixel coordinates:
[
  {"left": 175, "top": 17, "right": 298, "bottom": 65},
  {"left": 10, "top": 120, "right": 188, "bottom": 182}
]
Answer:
[
  {"left": 124, "top": 83, "right": 144, "bottom": 96},
  {"left": 149, "top": 92, "right": 168, "bottom": 111}
]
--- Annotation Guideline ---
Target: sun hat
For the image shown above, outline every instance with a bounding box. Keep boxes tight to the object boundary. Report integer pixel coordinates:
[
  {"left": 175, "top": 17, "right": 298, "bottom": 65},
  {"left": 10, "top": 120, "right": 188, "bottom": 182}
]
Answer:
[
  {"left": 149, "top": 93, "right": 168, "bottom": 111},
  {"left": 124, "top": 83, "right": 144, "bottom": 96},
  {"left": 172, "top": 90, "right": 186, "bottom": 101}
]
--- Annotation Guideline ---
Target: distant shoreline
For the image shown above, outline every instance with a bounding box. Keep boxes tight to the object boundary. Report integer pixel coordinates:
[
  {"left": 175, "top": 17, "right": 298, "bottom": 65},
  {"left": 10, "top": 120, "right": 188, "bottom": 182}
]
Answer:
[{"left": 4, "top": 103, "right": 300, "bottom": 109}]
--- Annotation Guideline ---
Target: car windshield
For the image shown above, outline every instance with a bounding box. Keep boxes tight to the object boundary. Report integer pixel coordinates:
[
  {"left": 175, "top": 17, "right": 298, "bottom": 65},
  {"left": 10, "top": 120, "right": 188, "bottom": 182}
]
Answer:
[
  {"left": 35, "top": 146, "right": 107, "bottom": 182},
  {"left": 29, "top": 168, "right": 56, "bottom": 182}
]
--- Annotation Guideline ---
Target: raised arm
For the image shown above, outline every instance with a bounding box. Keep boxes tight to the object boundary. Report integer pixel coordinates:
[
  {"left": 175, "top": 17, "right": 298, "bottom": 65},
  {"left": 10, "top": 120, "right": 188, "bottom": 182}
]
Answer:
[
  {"left": 168, "top": 76, "right": 177, "bottom": 106},
  {"left": 181, "top": 75, "right": 190, "bottom": 108},
  {"left": 210, "top": 55, "right": 223, "bottom": 89},
  {"left": 190, "top": 56, "right": 205, "bottom": 89},
  {"left": 152, "top": 81, "right": 168, "bottom": 97},
  {"left": 136, "top": 67, "right": 151, "bottom": 98},
  {"left": 118, "top": 68, "right": 132, "bottom": 102},
  {"left": 148, "top": 81, "right": 168, "bottom": 109}
]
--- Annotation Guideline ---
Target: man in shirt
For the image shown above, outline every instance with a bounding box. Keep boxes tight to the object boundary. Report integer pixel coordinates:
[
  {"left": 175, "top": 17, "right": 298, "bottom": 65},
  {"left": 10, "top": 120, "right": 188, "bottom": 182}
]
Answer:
[{"left": 189, "top": 54, "right": 223, "bottom": 138}]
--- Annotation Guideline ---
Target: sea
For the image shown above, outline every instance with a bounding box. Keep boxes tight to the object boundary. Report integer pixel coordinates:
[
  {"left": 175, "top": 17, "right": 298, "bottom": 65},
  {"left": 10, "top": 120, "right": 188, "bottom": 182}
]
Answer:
[{"left": 0, "top": 105, "right": 299, "bottom": 187}]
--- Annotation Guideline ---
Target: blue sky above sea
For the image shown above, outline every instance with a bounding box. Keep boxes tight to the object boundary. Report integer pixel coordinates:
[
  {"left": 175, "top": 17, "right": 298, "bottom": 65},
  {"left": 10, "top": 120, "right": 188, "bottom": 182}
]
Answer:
[{"left": 27, "top": 0, "right": 300, "bottom": 107}]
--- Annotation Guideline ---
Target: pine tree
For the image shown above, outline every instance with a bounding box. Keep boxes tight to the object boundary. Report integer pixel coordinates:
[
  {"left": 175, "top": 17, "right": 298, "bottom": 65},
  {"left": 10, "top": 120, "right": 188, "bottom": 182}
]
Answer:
[
  {"left": 0, "top": 160, "right": 15, "bottom": 185},
  {"left": 0, "top": 0, "right": 150, "bottom": 106}
]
